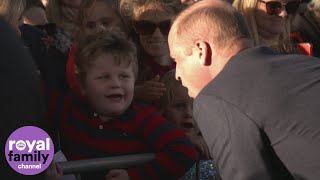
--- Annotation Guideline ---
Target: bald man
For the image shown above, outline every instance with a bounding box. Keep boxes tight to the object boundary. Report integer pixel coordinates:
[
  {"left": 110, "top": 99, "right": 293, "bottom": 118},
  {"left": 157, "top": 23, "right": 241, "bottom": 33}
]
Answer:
[{"left": 168, "top": 0, "right": 320, "bottom": 179}]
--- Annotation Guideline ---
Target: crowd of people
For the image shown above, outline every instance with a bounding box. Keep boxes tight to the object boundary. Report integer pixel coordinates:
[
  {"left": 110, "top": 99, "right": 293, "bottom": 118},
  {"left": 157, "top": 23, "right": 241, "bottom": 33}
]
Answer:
[{"left": 1, "top": 0, "right": 319, "bottom": 180}]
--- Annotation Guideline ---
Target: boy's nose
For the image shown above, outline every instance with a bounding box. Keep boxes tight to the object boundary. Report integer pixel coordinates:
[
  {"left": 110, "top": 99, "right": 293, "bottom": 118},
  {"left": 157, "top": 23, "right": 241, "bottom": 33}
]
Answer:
[
  {"left": 96, "top": 24, "right": 106, "bottom": 33},
  {"left": 110, "top": 77, "right": 121, "bottom": 88}
]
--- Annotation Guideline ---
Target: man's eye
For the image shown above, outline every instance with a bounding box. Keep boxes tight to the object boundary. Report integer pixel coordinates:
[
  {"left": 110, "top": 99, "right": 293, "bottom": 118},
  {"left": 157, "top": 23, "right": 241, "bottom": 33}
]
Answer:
[
  {"left": 101, "top": 21, "right": 111, "bottom": 27},
  {"left": 175, "top": 103, "right": 186, "bottom": 110}
]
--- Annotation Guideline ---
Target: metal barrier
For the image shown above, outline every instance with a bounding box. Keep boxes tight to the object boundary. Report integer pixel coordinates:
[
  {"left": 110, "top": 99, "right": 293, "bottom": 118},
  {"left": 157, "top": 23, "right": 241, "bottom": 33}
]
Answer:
[{"left": 57, "top": 153, "right": 155, "bottom": 175}]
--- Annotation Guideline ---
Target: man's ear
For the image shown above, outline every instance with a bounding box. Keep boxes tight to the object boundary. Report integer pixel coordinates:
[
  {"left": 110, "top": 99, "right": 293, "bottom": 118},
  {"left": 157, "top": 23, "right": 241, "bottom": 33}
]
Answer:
[{"left": 194, "top": 40, "right": 212, "bottom": 66}]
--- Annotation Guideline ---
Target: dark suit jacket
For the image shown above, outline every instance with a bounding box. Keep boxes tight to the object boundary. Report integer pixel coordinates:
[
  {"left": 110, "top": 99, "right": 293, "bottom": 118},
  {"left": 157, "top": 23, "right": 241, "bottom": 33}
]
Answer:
[{"left": 194, "top": 46, "right": 320, "bottom": 180}]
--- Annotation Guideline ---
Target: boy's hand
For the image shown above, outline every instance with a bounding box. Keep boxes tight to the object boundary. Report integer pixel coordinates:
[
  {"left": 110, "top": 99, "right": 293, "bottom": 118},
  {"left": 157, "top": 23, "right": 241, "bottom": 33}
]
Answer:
[
  {"left": 45, "top": 161, "right": 63, "bottom": 180},
  {"left": 135, "top": 75, "right": 166, "bottom": 103},
  {"left": 105, "top": 169, "right": 130, "bottom": 180},
  {"left": 186, "top": 132, "right": 211, "bottom": 160}
]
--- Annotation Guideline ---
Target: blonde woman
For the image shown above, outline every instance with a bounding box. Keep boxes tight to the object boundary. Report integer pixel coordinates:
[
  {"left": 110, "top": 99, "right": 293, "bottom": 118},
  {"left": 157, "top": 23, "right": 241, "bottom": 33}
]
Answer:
[
  {"left": 0, "top": 0, "right": 26, "bottom": 35},
  {"left": 233, "top": 0, "right": 301, "bottom": 53}
]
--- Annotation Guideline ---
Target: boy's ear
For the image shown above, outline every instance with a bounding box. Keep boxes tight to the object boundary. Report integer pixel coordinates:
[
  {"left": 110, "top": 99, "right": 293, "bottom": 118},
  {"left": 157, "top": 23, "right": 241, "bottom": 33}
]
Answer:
[{"left": 193, "top": 40, "right": 212, "bottom": 66}]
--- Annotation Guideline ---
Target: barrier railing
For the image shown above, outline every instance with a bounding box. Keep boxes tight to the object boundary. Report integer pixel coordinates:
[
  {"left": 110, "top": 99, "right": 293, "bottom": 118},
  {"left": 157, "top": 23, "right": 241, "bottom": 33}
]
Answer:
[{"left": 57, "top": 153, "right": 155, "bottom": 175}]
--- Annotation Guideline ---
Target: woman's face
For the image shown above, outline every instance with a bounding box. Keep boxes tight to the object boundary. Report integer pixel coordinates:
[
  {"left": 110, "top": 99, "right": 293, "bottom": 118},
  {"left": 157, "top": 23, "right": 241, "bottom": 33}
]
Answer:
[
  {"left": 255, "top": 0, "right": 297, "bottom": 40},
  {"left": 135, "top": 8, "right": 174, "bottom": 57}
]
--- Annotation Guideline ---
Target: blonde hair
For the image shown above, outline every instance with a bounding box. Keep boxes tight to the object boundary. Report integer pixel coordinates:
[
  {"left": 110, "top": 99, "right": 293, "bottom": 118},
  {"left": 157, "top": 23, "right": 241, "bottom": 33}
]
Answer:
[
  {"left": 45, "top": 0, "right": 63, "bottom": 27},
  {"left": 46, "top": 0, "right": 78, "bottom": 33},
  {"left": 120, "top": 0, "right": 185, "bottom": 21},
  {"left": 158, "top": 70, "right": 184, "bottom": 110},
  {"left": 0, "top": 0, "right": 26, "bottom": 25},
  {"left": 232, "top": 0, "right": 291, "bottom": 45},
  {"left": 309, "top": 0, "right": 320, "bottom": 12},
  {"left": 75, "top": 30, "right": 138, "bottom": 81}
]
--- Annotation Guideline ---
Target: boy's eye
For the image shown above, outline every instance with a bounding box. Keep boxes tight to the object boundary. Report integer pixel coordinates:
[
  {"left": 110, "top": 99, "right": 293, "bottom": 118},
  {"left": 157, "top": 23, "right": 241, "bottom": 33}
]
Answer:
[
  {"left": 86, "top": 22, "right": 96, "bottom": 29},
  {"left": 96, "top": 75, "right": 109, "bottom": 80},
  {"left": 120, "top": 74, "right": 130, "bottom": 79},
  {"left": 101, "top": 20, "right": 111, "bottom": 27}
]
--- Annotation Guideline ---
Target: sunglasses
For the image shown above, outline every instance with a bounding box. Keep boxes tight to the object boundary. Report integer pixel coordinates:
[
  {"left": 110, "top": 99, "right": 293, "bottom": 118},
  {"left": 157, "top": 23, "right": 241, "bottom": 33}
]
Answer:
[
  {"left": 133, "top": 20, "right": 171, "bottom": 36},
  {"left": 259, "top": 0, "right": 301, "bottom": 15}
]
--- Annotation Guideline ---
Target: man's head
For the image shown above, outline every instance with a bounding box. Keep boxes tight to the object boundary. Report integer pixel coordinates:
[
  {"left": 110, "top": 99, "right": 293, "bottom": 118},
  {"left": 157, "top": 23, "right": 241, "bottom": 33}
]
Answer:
[{"left": 169, "top": 0, "right": 252, "bottom": 97}]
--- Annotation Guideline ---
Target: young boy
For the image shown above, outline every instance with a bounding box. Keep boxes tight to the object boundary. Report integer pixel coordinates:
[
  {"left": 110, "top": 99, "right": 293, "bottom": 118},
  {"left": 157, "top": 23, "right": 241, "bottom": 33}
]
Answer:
[
  {"left": 48, "top": 30, "right": 198, "bottom": 180},
  {"left": 158, "top": 70, "right": 219, "bottom": 180}
]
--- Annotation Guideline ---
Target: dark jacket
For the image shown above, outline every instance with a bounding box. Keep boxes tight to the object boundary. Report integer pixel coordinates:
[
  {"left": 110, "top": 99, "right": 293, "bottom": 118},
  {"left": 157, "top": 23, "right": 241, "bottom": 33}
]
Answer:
[{"left": 0, "top": 19, "right": 46, "bottom": 180}]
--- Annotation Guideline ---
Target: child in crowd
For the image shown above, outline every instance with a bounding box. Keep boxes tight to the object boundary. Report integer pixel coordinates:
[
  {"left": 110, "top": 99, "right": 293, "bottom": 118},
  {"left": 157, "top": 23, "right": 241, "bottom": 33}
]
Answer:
[
  {"left": 66, "top": 0, "right": 127, "bottom": 100},
  {"left": 158, "top": 70, "right": 220, "bottom": 180},
  {"left": 48, "top": 30, "right": 198, "bottom": 180}
]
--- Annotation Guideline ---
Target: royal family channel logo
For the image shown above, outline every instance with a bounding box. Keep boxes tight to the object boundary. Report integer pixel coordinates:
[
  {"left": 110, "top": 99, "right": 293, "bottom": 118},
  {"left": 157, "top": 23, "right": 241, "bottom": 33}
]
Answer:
[{"left": 5, "top": 126, "right": 54, "bottom": 175}]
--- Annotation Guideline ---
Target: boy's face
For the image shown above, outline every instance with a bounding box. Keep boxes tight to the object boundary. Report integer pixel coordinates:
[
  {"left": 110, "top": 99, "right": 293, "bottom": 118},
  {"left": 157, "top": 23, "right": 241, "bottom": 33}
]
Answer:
[
  {"left": 83, "top": 1, "right": 124, "bottom": 36},
  {"left": 163, "top": 85, "right": 200, "bottom": 135},
  {"left": 81, "top": 53, "right": 135, "bottom": 120}
]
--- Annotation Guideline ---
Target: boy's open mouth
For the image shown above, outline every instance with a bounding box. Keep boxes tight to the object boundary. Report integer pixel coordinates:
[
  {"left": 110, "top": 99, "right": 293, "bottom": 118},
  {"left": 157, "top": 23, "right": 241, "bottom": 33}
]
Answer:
[{"left": 105, "top": 94, "right": 123, "bottom": 101}]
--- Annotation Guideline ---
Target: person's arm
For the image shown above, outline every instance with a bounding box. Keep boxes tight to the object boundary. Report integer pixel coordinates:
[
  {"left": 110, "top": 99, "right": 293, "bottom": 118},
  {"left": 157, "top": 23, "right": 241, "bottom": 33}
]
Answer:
[
  {"left": 193, "top": 95, "right": 295, "bottom": 180},
  {"left": 127, "top": 106, "right": 198, "bottom": 180}
]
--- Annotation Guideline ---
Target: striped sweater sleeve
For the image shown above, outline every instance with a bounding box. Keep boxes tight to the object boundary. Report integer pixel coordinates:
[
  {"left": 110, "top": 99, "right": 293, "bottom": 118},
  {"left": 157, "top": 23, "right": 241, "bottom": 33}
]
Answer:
[{"left": 127, "top": 105, "right": 198, "bottom": 180}]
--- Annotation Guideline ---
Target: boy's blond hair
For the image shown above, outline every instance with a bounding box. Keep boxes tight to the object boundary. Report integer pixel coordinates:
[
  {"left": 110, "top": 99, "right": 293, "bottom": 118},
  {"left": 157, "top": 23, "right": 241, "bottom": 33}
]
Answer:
[
  {"left": 75, "top": 29, "right": 138, "bottom": 81},
  {"left": 158, "top": 70, "right": 185, "bottom": 110}
]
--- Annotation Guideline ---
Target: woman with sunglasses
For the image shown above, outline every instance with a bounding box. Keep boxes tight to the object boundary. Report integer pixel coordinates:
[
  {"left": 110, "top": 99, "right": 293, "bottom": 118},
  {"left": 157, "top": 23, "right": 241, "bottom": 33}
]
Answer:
[
  {"left": 233, "top": 0, "right": 301, "bottom": 53},
  {"left": 120, "top": 0, "right": 186, "bottom": 104}
]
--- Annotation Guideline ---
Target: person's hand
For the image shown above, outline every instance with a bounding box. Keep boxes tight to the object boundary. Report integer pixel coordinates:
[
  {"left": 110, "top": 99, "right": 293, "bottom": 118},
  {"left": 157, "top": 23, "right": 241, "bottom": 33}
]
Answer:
[
  {"left": 105, "top": 169, "right": 130, "bottom": 180},
  {"left": 45, "top": 161, "right": 63, "bottom": 180},
  {"left": 135, "top": 75, "right": 166, "bottom": 103},
  {"left": 186, "top": 132, "right": 211, "bottom": 159}
]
